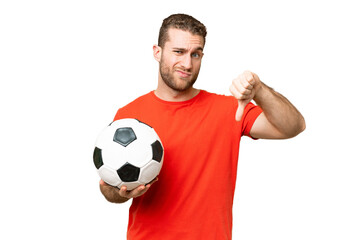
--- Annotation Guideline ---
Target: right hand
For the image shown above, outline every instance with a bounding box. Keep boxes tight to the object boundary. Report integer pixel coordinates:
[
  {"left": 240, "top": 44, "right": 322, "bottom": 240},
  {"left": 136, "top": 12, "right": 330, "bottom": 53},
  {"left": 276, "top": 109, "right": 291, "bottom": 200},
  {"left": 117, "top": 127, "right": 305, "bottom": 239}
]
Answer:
[{"left": 100, "top": 178, "right": 158, "bottom": 201}]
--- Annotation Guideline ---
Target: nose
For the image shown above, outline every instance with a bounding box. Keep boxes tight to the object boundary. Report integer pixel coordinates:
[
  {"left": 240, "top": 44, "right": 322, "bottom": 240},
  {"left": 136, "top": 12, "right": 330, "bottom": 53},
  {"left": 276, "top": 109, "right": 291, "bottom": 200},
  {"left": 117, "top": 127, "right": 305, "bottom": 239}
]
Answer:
[{"left": 181, "top": 54, "right": 192, "bottom": 70}]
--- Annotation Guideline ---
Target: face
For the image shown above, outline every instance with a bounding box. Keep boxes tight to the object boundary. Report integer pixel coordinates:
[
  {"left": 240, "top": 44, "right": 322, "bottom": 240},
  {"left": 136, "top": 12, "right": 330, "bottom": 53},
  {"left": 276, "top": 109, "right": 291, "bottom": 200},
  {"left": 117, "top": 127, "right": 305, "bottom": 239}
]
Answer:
[{"left": 155, "top": 28, "right": 204, "bottom": 92}]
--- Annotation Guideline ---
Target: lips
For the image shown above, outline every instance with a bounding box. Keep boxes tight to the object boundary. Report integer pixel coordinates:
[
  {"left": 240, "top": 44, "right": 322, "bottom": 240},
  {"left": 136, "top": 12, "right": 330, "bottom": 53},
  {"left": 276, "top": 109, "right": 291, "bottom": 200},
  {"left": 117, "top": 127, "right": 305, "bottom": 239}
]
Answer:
[{"left": 176, "top": 70, "right": 191, "bottom": 78}]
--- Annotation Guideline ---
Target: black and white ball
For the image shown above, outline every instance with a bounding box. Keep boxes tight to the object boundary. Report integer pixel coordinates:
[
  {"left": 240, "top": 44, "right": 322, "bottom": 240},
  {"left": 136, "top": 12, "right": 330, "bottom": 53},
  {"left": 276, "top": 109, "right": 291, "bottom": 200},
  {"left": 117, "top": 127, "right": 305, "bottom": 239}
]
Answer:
[{"left": 93, "top": 118, "right": 164, "bottom": 190}]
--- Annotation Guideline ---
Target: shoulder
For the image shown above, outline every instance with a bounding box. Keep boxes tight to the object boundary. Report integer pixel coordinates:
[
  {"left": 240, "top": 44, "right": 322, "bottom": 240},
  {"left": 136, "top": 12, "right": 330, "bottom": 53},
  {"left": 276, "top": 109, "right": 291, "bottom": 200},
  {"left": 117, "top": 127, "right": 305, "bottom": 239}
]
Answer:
[
  {"left": 199, "top": 90, "right": 235, "bottom": 102},
  {"left": 198, "top": 90, "right": 238, "bottom": 110},
  {"left": 200, "top": 90, "right": 260, "bottom": 111},
  {"left": 113, "top": 92, "right": 154, "bottom": 120},
  {"left": 124, "top": 92, "right": 153, "bottom": 107}
]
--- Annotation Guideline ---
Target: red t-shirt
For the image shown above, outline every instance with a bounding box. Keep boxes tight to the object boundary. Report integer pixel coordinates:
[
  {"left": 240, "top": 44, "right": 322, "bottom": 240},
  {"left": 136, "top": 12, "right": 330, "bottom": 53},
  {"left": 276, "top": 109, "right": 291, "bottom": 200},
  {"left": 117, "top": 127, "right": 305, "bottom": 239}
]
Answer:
[{"left": 113, "top": 90, "right": 262, "bottom": 240}]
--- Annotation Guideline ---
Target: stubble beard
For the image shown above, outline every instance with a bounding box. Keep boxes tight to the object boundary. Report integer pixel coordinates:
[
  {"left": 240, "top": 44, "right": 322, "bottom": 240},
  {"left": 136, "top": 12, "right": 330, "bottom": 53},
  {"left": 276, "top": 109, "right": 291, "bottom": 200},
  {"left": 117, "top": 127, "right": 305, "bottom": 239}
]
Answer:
[{"left": 159, "top": 61, "right": 199, "bottom": 92}]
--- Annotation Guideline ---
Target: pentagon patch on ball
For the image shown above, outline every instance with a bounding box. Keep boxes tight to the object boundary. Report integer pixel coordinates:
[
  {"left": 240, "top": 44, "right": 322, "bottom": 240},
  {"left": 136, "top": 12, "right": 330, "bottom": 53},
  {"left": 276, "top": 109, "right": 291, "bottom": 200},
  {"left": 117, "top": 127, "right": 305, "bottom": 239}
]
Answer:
[
  {"left": 93, "top": 118, "right": 164, "bottom": 190},
  {"left": 113, "top": 127, "right": 137, "bottom": 147}
]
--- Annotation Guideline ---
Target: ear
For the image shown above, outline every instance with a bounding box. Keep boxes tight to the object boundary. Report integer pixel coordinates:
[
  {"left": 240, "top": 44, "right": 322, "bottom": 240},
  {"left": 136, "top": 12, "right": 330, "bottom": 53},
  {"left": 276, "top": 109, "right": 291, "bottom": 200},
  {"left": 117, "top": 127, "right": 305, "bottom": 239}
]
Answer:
[{"left": 153, "top": 45, "right": 162, "bottom": 63}]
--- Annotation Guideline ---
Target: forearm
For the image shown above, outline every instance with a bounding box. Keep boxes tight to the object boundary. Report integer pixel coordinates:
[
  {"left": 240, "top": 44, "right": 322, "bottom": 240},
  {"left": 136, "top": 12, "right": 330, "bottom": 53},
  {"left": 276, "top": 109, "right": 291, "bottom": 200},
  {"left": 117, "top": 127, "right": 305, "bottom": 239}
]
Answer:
[
  {"left": 100, "top": 183, "right": 129, "bottom": 204},
  {"left": 254, "top": 82, "right": 306, "bottom": 138}
]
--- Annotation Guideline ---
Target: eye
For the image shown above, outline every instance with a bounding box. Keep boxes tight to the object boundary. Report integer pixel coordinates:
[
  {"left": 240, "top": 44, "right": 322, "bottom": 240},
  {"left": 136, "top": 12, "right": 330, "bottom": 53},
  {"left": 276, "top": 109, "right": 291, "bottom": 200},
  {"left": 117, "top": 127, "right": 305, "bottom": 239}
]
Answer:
[
  {"left": 192, "top": 52, "right": 202, "bottom": 58},
  {"left": 174, "top": 50, "right": 183, "bottom": 54}
]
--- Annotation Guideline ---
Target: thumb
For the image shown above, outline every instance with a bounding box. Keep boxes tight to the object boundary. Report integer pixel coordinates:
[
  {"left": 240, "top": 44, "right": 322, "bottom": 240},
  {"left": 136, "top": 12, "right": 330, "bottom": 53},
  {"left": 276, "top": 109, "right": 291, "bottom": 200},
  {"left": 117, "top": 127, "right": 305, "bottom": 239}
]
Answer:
[{"left": 235, "top": 100, "right": 248, "bottom": 121}]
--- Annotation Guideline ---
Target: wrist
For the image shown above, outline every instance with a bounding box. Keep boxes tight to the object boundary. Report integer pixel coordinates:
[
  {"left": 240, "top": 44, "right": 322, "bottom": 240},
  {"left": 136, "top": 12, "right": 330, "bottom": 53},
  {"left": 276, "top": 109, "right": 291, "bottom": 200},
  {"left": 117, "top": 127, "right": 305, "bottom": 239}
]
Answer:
[{"left": 253, "top": 81, "right": 267, "bottom": 103}]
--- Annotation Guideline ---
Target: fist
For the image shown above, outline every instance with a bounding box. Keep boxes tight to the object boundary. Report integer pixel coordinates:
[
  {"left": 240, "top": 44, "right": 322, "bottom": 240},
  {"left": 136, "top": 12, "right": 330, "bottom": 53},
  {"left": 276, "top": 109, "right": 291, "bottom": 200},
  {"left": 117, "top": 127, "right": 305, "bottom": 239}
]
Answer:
[{"left": 229, "top": 71, "right": 261, "bottom": 121}]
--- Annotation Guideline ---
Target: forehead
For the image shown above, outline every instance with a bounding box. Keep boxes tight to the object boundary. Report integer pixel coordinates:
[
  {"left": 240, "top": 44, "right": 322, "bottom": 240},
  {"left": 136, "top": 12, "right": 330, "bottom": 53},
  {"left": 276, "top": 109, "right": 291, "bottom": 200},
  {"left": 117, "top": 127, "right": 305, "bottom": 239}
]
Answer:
[{"left": 165, "top": 28, "right": 204, "bottom": 49}]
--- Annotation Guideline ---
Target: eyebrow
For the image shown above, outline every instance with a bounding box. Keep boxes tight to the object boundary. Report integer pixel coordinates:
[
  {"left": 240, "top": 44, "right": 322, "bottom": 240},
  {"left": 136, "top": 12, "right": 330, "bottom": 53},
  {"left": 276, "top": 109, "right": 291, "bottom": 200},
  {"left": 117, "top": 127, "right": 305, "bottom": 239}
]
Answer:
[{"left": 172, "top": 47, "right": 204, "bottom": 52}]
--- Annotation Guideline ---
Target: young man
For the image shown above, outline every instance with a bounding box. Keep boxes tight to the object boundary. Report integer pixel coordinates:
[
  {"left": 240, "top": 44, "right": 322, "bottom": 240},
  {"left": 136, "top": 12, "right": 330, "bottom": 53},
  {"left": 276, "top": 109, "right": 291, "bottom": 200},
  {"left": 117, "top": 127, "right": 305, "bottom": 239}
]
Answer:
[{"left": 99, "top": 14, "right": 305, "bottom": 239}]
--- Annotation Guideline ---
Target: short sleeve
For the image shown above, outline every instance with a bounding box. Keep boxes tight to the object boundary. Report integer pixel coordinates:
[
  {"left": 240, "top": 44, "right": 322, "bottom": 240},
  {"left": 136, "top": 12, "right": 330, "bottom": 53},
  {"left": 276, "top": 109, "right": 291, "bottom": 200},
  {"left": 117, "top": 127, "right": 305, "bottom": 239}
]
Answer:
[{"left": 241, "top": 102, "right": 263, "bottom": 138}]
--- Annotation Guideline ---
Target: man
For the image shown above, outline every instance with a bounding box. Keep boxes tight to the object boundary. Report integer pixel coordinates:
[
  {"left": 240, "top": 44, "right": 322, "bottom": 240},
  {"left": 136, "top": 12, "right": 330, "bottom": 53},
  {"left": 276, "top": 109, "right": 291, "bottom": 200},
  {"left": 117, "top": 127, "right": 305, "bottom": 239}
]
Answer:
[{"left": 99, "top": 13, "right": 305, "bottom": 239}]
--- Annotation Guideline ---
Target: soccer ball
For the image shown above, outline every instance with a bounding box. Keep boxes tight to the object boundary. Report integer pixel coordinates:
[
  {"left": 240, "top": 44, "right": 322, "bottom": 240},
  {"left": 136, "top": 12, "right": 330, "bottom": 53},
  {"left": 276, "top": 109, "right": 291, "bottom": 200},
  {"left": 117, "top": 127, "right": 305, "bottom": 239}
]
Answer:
[{"left": 93, "top": 118, "right": 164, "bottom": 190}]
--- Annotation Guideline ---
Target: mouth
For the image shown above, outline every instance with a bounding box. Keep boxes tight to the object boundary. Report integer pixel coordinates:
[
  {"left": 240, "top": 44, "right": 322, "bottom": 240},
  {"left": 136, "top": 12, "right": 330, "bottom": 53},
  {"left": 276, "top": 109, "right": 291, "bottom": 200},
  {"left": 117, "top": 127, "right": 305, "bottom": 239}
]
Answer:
[{"left": 175, "top": 70, "right": 191, "bottom": 78}]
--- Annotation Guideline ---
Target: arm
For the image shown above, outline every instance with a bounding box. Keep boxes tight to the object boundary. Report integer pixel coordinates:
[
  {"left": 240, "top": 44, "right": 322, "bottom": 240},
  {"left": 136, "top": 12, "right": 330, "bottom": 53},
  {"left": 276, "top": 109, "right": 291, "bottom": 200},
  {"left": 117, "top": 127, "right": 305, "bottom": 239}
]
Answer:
[
  {"left": 99, "top": 179, "right": 157, "bottom": 204},
  {"left": 230, "top": 71, "right": 306, "bottom": 139}
]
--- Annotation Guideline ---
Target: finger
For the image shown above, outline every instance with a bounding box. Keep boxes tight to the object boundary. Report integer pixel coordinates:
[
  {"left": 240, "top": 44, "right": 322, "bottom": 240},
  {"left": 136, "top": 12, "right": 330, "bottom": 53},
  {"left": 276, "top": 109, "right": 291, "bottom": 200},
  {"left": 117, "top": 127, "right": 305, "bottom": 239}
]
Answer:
[
  {"left": 229, "top": 84, "right": 241, "bottom": 99},
  {"left": 234, "top": 74, "right": 254, "bottom": 93},
  {"left": 119, "top": 186, "right": 129, "bottom": 198},
  {"left": 146, "top": 177, "right": 159, "bottom": 186},
  {"left": 145, "top": 179, "right": 158, "bottom": 189},
  {"left": 131, "top": 185, "right": 148, "bottom": 198},
  {"left": 241, "top": 80, "right": 254, "bottom": 90},
  {"left": 230, "top": 84, "right": 252, "bottom": 100},
  {"left": 240, "top": 88, "right": 252, "bottom": 96},
  {"left": 235, "top": 100, "right": 248, "bottom": 121},
  {"left": 241, "top": 76, "right": 255, "bottom": 90},
  {"left": 244, "top": 71, "right": 256, "bottom": 85},
  {"left": 127, "top": 185, "right": 147, "bottom": 199}
]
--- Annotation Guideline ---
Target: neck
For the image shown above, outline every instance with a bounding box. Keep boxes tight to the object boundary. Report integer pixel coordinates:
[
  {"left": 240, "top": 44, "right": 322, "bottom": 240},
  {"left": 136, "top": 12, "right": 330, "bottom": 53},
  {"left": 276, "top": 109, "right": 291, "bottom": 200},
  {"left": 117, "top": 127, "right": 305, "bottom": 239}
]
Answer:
[{"left": 154, "top": 84, "right": 200, "bottom": 102}]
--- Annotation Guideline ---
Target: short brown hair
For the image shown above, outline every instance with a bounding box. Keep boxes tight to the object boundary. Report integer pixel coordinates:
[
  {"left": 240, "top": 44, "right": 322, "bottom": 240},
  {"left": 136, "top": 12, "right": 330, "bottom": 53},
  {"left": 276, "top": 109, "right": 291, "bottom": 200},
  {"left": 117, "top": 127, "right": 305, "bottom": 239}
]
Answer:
[{"left": 158, "top": 13, "right": 207, "bottom": 48}]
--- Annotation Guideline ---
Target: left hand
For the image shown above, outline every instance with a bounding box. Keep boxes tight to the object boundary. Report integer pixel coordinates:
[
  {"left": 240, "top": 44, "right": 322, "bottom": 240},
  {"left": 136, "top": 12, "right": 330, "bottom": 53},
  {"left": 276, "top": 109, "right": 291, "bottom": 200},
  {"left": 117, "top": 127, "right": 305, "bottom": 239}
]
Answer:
[{"left": 229, "top": 71, "right": 261, "bottom": 121}]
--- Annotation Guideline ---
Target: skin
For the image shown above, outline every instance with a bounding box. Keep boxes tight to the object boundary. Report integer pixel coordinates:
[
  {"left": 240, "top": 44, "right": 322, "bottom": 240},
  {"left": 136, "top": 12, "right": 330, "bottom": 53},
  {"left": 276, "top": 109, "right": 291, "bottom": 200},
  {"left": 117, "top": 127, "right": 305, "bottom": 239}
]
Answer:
[
  {"left": 100, "top": 28, "right": 306, "bottom": 203},
  {"left": 153, "top": 28, "right": 204, "bottom": 102},
  {"left": 99, "top": 178, "right": 158, "bottom": 204},
  {"left": 230, "top": 71, "right": 306, "bottom": 139}
]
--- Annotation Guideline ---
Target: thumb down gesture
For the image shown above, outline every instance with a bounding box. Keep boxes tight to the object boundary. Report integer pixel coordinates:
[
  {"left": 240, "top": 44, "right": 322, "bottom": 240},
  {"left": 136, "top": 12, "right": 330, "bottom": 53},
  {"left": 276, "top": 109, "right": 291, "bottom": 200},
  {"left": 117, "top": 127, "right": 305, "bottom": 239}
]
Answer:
[{"left": 229, "top": 71, "right": 261, "bottom": 121}]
